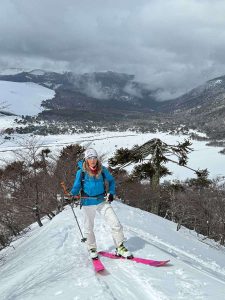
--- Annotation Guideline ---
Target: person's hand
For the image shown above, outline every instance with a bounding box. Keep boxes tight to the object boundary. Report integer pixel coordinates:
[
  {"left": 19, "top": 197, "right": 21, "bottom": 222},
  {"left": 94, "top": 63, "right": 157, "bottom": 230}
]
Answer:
[
  {"left": 107, "top": 193, "right": 114, "bottom": 203},
  {"left": 64, "top": 195, "right": 72, "bottom": 204}
]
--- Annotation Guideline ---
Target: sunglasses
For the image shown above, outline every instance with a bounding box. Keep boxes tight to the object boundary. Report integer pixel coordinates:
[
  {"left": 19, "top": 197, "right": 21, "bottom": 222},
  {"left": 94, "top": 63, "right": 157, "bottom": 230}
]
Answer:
[{"left": 87, "top": 156, "right": 97, "bottom": 160}]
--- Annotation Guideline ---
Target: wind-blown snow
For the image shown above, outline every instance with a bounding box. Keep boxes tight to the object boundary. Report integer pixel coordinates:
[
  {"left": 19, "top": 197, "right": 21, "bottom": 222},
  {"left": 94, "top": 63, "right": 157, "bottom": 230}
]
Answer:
[
  {"left": 0, "top": 202, "right": 225, "bottom": 299},
  {"left": 0, "top": 81, "right": 55, "bottom": 116}
]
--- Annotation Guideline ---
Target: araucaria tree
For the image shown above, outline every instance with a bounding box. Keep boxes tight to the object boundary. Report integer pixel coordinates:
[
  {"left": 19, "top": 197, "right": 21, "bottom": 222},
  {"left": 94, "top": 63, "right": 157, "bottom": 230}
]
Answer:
[{"left": 109, "top": 138, "right": 206, "bottom": 215}]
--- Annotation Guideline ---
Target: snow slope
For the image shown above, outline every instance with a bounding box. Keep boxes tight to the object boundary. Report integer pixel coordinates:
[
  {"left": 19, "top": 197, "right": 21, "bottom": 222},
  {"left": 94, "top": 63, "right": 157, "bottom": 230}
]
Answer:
[
  {"left": 0, "top": 81, "right": 55, "bottom": 116},
  {"left": 1, "top": 202, "right": 225, "bottom": 300}
]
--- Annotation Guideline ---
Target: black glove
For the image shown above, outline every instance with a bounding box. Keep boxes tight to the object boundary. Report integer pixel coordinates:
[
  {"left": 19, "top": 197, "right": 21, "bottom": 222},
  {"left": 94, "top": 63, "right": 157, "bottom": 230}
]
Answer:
[
  {"left": 64, "top": 196, "right": 72, "bottom": 204},
  {"left": 107, "top": 193, "right": 114, "bottom": 203}
]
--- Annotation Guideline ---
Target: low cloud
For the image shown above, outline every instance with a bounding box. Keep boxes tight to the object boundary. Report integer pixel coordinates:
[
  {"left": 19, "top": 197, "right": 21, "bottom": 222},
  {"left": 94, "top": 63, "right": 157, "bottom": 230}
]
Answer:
[{"left": 79, "top": 76, "right": 109, "bottom": 100}]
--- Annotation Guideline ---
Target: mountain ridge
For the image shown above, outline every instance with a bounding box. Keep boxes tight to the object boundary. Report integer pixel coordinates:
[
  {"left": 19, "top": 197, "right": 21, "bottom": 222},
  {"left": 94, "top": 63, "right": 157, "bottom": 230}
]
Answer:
[{"left": 1, "top": 69, "right": 225, "bottom": 138}]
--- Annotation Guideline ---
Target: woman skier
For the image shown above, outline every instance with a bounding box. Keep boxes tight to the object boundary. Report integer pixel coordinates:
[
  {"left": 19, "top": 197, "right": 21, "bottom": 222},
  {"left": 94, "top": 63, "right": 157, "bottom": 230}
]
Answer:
[{"left": 70, "top": 148, "right": 132, "bottom": 259}]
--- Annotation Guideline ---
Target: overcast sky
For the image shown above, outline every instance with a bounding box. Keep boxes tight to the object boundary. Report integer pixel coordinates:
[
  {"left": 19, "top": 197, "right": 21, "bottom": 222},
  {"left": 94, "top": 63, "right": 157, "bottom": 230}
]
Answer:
[{"left": 1, "top": 0, "right": 225, "bottom": 99}]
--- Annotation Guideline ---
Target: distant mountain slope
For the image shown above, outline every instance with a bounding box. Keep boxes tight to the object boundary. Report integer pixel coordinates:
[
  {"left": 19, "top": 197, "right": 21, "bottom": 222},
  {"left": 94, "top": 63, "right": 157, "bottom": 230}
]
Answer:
[
  {"left": 0, "top": 69, "right": 157, "bottom": 104},
  {"left": 1, "top": 69, "right": 225, "bottom": 138},
  {"left": 0, "top": 70, "right": 70, "bottom": 90},
  {"left": 161, "top": 76, "right": 225, "bottom": 113},
  {"left": 0, "top": 202, "right": 225, "bottom": 299},
  {"left": 0, "top": 70, "right": 160, "bottom": 121},
  {"left": 0, "top": 81, "right": 55, "bottom": 116},
  {"left": 159, "top": 76, "right": 225, "bottom": 138}
]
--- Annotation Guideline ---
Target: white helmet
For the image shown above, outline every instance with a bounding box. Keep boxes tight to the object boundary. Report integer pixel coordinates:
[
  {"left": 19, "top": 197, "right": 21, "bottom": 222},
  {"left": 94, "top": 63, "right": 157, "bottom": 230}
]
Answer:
[{"left": 84, "top": 148, "right": 98, "bottom": 160}]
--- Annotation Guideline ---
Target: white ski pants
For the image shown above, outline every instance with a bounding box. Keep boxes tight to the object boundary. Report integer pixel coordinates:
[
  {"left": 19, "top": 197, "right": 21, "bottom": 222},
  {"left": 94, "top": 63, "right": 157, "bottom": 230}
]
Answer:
[{"left": 83, "top": 202, "right": 124, "bottom": 250}]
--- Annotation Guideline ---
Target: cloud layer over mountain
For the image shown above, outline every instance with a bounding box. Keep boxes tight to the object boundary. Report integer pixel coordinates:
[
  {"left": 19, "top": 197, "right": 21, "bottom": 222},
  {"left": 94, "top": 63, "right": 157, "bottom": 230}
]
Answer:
[{"left": 1, "top": 0, "right": 225, "bottom": 98}]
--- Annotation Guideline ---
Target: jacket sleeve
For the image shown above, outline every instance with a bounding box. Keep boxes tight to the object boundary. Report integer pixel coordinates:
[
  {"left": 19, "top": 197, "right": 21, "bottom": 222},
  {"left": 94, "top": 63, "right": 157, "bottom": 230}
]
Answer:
[
  {"left": 103, "top": 167, "right": 116, "bottom": 195},
  {"left": 70, "top": 169, "right": 82, "bottom": 196}
]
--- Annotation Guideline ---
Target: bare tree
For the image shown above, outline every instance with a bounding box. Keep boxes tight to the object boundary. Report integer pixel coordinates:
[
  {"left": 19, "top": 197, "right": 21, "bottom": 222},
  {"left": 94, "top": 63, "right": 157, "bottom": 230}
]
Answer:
[{"left": 2, "top": 137, "right": 59, "bottom": 227}]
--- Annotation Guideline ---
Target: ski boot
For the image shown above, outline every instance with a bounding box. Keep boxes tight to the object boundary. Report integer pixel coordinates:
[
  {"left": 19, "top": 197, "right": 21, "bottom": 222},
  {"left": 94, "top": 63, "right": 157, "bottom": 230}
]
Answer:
[
  {"left": 116, "top": 243, "right": 133, "bottom": 259},
  {"left": 89, "top": 248, "right": 98, "bottom": 259}
]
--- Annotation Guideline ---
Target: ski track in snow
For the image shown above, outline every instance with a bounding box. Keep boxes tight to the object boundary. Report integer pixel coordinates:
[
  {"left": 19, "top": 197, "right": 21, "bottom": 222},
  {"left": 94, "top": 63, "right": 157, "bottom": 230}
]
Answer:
[
  {"left": 125, "top": 226, "right": 225, "bottom": 284},
  {"left": 94, "top": 204, "right": 225, "bottom": 300},
  {"left": 121, "top": 226, "right": 224, "bottom": 299},
  {"left": 96, "top": 222, "right": 198, "bottom": 300},
  {"left": 85, "top": 224, "right": 153, "bottom": 300}
]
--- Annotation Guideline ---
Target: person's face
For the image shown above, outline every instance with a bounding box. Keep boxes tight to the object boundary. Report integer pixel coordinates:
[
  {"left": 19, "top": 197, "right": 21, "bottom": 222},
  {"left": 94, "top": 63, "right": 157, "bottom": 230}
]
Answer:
[{"left": 87, "top": 157, "right": 97, "bottom": 168}]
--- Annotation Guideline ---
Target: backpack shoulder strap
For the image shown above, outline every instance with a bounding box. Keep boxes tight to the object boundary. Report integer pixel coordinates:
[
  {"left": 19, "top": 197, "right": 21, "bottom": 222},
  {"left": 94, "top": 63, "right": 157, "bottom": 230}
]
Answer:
[
  {"left": 76, "top": 160, "right": 85, "bottom": 195},
  {"left": 101, "top": 167, "right": 107, "bottom": 194},
  {"left": 101, "top": 167, "right": 106, "bottom": 180},
  {"left": 80, "top": 170, "right": 85, "bottom": 195}
]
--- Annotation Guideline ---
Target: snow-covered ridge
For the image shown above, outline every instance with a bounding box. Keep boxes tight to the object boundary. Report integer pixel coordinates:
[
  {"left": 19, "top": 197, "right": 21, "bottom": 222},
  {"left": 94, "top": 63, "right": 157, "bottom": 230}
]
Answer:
[
  {"left": 28, "top": 69, "right": 46, "bottom": 76},
  {"left": 0, "top": 202, "right": 225, "bottom": 299}
]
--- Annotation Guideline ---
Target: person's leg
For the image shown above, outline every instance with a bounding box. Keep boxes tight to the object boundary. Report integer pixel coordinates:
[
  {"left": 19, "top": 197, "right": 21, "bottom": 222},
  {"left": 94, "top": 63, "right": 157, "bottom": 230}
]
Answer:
[
  {"left": 83, "top": 206, "right": 97, "bottom": 250},
  {"left": 97, "top": 202, "right": 124, "bottom": 247}
]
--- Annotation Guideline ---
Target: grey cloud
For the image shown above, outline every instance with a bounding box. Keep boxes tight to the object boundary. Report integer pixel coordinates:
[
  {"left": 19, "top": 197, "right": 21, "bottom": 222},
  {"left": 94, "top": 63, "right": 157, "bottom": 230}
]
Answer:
[
  {"left": 1, "top": 0, "right": 225, "bottom": 98},
  {"left": 77, "top": 76, "right": 109, "bottom": 100},
  {"left": 123, "top": 83, "right": 143, "bottom": 98}
]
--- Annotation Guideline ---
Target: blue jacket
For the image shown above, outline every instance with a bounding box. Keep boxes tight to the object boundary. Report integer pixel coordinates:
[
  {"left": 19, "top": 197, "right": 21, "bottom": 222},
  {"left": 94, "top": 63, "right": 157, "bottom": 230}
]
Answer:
[{"left": 70, "top": 160, "right": 115, "bottom": 206}]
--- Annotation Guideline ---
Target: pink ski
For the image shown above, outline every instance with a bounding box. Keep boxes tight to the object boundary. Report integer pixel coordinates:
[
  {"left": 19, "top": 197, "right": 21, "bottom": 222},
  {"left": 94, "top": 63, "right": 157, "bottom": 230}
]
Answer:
[
  {"left": 99, "top": 251, "right": 170, "bottom": 267},
  {"left": 92, "top": 258, "right": 105, "bottom": 272}
]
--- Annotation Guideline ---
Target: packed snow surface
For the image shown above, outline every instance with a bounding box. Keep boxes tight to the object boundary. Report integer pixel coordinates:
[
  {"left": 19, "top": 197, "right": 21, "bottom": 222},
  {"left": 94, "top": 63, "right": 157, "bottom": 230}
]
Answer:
[
  {"left": 0, "top": 202, "right": 225, "bottom": 300},
  {"left": 0, "top": 81, "right": 55, "bottom": 116}
]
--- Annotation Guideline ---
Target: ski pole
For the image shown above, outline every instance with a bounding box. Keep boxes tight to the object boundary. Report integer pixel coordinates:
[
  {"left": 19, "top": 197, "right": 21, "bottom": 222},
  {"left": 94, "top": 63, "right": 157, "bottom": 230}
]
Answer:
[
  {"left": 69, "top": 203, "right": 87, "bottom": 243},
  {"left": 60, "top": 182, "right": 87, "bottom": 243}
]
